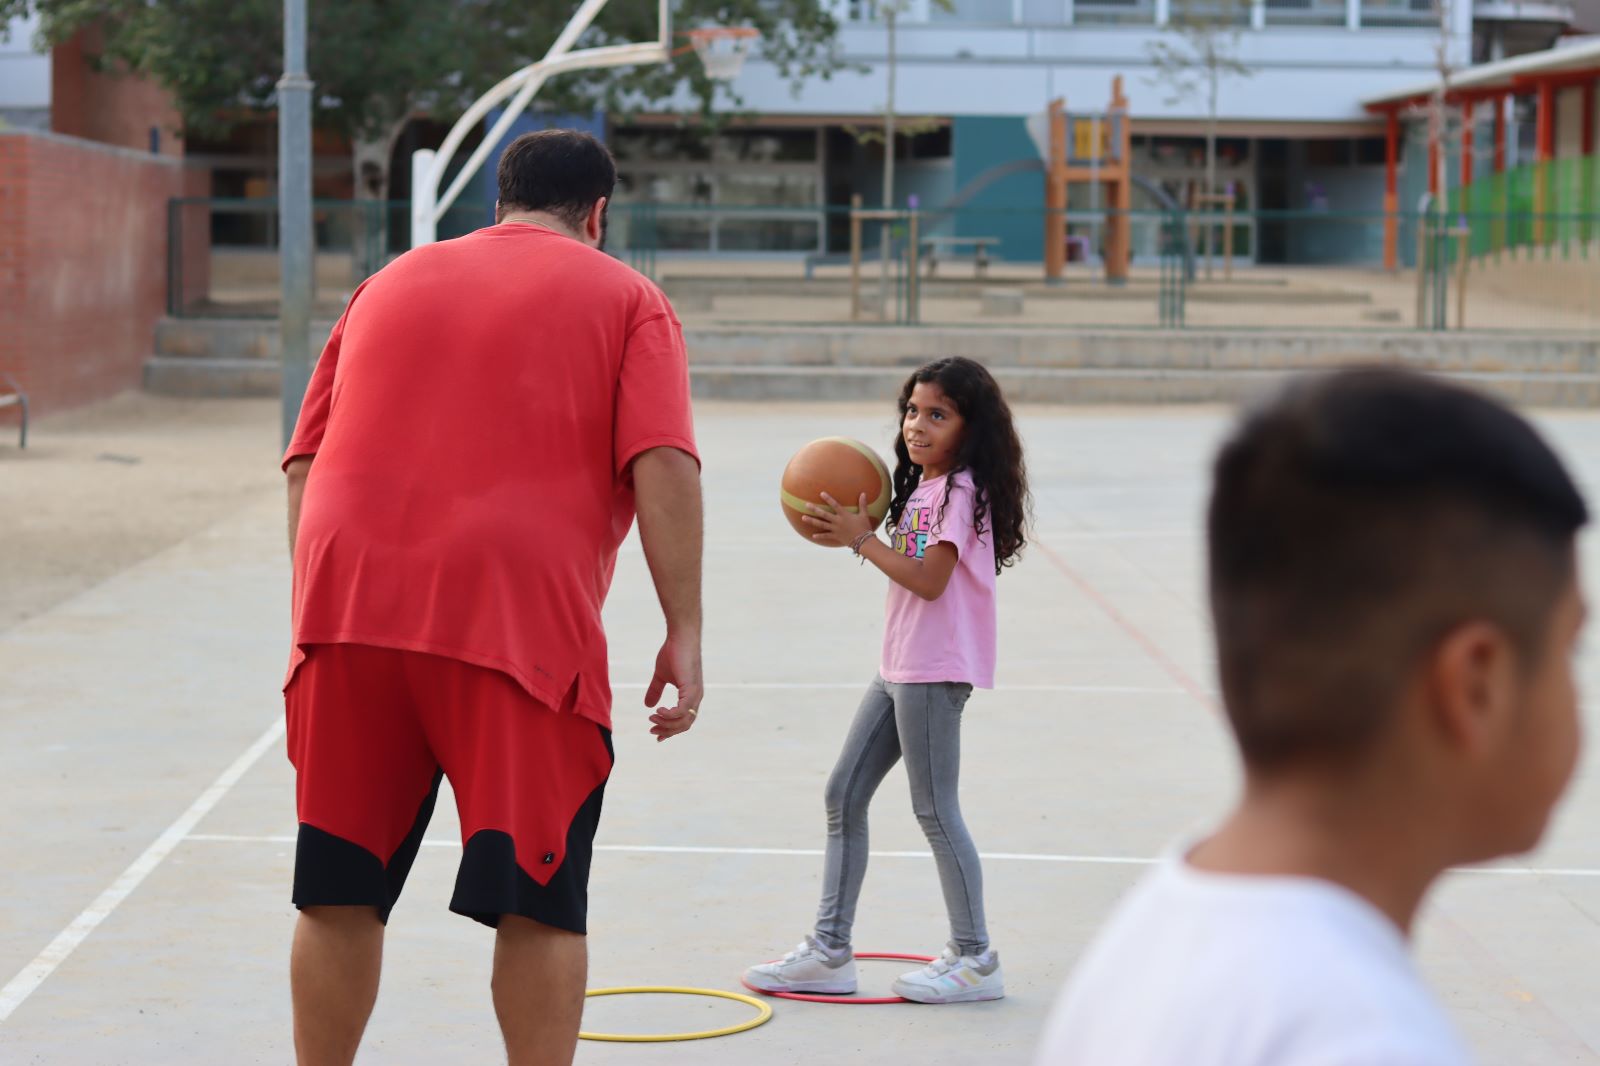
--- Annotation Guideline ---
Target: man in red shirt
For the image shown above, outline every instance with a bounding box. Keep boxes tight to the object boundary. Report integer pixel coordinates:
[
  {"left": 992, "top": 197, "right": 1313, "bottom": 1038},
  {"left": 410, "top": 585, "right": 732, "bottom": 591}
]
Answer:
[{"left": 282, "top": 129, "right": 703, "bottom": 1066}]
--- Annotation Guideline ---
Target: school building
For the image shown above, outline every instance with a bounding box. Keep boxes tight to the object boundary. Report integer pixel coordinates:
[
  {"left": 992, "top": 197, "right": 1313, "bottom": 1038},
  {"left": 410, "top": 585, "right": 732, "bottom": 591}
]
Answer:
[
  {"left": 4, "top": 2, "right": 1597, "bottom": 271},
  {"left": 612, "top": 0, "right": 1590, "bottom": 265},
  {"left": 1365, "top": 35, "right": 1600, "bottom": 269}
]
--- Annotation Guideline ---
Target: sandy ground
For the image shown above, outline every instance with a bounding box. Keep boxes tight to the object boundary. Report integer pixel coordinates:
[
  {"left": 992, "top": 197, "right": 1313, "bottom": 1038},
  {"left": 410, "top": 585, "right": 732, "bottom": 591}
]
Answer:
[
  {"left": 673, "top": 264, "right": 1600, "bottom": 332},
  {"left": 3, "top": 393, "right": 1600, "bottom": 1063},
  {"left": 0, "top": 394, "right": 283, "bottom": 631}
]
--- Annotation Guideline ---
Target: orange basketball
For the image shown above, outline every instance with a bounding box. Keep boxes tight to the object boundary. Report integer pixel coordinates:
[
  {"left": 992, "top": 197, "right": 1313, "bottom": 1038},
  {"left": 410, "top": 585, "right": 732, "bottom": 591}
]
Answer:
[{"left": 780, "top": 437, "right": 893, "bottom": 542}]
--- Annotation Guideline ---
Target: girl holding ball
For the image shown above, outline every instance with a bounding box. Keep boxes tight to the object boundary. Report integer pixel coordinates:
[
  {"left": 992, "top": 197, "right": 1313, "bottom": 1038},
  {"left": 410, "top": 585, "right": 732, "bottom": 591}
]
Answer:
[{"left": 745, "top": 356, "right": 1031, "bottom": 1004}]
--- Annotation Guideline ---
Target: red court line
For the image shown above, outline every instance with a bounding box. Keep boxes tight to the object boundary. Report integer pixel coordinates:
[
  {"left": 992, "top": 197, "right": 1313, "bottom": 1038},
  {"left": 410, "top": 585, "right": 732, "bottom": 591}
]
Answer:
[{"left": 1032, "top": 537, "right": 1218, "bottom": 713}]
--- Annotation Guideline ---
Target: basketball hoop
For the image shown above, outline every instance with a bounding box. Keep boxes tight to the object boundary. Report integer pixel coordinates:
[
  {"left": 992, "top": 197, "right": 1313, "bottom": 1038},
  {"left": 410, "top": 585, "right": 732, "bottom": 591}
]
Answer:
[{"left": 683, "top": 27, "right": 759, "bottom": 82}]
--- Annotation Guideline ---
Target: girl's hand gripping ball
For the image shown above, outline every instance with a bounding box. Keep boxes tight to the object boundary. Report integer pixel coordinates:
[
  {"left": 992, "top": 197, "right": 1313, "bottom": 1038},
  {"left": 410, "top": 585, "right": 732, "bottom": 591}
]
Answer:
[
  {"left": 804, "top": 492, "right": 875, "bottom": 548},
  {"left": 779, "top": 437, "right": 892, "bottom": 545}
]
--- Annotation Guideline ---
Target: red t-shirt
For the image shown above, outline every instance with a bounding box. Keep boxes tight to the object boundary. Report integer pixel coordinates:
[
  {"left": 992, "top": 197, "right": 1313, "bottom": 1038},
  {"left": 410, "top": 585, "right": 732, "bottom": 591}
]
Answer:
[{"left": 282, "top": 224, "right": 698, "bottom": 729}]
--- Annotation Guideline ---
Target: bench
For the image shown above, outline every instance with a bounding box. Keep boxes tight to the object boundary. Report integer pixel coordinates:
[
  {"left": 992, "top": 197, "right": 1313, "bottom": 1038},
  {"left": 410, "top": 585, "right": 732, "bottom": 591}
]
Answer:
[
  {"left": 921, "top": 235, "right": 998, "bottom": 278},
  {"left": 0, "top": 373, "right": 26, "bottom": 450}
]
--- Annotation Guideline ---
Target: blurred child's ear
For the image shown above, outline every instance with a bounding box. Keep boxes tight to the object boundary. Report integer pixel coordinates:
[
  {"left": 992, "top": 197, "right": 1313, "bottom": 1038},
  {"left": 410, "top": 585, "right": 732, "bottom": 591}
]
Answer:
[{"left": 1424, "top": 621, "right": 1519, "bottom": 758}]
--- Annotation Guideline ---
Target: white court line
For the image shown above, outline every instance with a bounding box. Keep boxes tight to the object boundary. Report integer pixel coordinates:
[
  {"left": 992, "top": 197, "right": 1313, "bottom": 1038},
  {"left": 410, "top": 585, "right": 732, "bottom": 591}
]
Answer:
[
  {"left": 180, "top": 835, "right": 1600, "bottom": 878},
  {"left": 1037, "top": 530, "right": 1195, "bottom": 541},
  {"left": 0, "top": 716, "right": 286, "bottom": 1025},
  {"left": 181, "top": 834, "right": 1160, "bottom": 865},
  {"left": 610, "top": 682, "right": 1195, "bottom": 695},
  {"left": 624, "top": 531, "right": 1194, "bottom": 548}
]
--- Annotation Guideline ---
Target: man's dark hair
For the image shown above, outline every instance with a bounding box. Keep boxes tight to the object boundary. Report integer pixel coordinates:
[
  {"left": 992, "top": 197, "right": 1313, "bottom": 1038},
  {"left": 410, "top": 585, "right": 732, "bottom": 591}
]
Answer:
[
  {"left": 496, "top": 129, "right": 616, "bottom": 232},
  {"left": 1209, "top": 368, "right": 1588, "bottom": 769}
]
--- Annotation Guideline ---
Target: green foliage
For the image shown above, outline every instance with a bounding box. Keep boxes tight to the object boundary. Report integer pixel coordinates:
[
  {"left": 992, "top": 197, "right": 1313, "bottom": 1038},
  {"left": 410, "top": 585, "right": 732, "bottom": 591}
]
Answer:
[{"left": 0, "top": 0, "right": 846, "bottom": 139}]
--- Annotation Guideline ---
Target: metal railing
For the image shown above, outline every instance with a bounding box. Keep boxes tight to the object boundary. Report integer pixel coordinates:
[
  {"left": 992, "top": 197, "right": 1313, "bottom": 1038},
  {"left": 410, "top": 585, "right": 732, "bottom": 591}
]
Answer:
[
  {"left": 1073, "top": 0, "right": 1159, "bottom": 22},
  {"left": 844, "top": 0, "right": 1436, "bottom": 23},
  {"left": 1264, "top": 0, "right": 1348, "bottom": 24},
  {"left": 167, "top": 198, "right": 1600, "bottom": 332},
  {"left": 1357, "top": 0, "right": 1437, "bottom": 25},
  {"left": 167, "top": 197, "right": 490, "bottom": 318},
  {"left": 1448, "top": 156, "right": 1600, "bottom": 261}
]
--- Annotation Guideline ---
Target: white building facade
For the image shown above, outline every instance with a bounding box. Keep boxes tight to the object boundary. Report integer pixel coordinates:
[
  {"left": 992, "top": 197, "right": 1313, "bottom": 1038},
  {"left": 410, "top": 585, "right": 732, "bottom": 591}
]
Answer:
[
  {"left": 0, "top": 14, "right": 50, "bottom": 131},
  {"left": 611, "top": 0, "right": 1569, "bottom": 263}
]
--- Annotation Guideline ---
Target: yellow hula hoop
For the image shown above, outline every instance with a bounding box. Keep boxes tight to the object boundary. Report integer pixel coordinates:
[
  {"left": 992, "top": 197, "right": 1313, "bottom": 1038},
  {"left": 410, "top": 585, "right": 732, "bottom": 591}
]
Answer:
[{"left": 579, "top": 986, "right": 774, "bottom": 1043}]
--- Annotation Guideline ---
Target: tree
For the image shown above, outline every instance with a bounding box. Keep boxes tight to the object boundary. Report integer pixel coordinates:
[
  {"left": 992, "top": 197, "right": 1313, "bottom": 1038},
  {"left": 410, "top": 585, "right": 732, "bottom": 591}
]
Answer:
[
  {"left": 1146, "top": 0, "right": 1253, "bottom": 275},
  {"left": 0, "top": 0, "right": 848, "bottom": 203},
  {"left": 839, "top": 0, "right": 951, "bottom": 316},
  {"left": 1408, "top": 0, "right": 1460, "bottom": 326}
]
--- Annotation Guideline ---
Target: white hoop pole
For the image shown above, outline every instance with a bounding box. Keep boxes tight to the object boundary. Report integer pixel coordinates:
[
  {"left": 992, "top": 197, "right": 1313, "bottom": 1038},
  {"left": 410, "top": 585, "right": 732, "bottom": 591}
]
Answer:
[
  {"left": 435, "top": 43, "right": 663, "bottom": 225},
  {"left": 409, "top": 0, "right": 672, "bottom": 249},
  {"left": 411, "top": 148, "right": 438, "bottom": 245}
]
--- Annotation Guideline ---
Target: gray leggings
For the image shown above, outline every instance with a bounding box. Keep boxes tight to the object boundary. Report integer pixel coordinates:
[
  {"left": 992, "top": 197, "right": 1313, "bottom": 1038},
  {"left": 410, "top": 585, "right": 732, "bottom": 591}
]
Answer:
[{"left": 813, "top": 675, "right": 989, "bottom": 956}]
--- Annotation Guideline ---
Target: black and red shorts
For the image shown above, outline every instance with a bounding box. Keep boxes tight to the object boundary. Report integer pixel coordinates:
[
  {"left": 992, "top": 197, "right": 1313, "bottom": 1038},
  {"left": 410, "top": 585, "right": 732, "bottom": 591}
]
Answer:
[{"left": 284, "top": 643, "right": 613, "bottom": 932}]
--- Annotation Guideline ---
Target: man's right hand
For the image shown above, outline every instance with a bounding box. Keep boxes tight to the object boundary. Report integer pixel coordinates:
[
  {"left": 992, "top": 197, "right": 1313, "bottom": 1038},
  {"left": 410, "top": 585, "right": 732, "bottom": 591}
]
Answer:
[
  {"left": 631, "top": 445, "right": 704, "bottom": 743},
  {"left": 646, "top": 632, "right": 703, "bottom": 742}
]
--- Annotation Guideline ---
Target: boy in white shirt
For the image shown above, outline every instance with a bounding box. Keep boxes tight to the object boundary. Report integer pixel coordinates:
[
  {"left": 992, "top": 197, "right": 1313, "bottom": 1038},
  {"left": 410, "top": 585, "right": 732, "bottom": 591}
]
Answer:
[{"left": 1037, "top": 369, "right": 1589, "bottom": 1066}]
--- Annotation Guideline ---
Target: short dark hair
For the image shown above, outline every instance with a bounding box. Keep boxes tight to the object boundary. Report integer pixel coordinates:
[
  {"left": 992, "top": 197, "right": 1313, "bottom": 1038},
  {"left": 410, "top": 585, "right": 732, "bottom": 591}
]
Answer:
[
  {"left": 1208, "top": 368, "right": 1588, "bottom": 769},
  {"left": 496, "top": 129, "right": 616, "bottom": 231}
]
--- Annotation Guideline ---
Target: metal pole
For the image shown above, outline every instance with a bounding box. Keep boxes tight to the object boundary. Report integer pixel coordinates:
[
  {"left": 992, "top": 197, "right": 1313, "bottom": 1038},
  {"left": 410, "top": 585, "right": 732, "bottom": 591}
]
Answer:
[
  {"left": 1414, "top": 193, "right": 1431, "bottom": 329},
  {"left": 908, "top": 208, "right": 920, "bottom": 324},
  {"left": 850, "top": 194, "right": 863, "bottom": 321},
  {"left": 1224, "top": 193, "right": 1234, "bottom": 280},
  {"left": 878, "top": 6, "right": 897, "bottom": 317},
  {"left": 278, "top": 0, "right": 315, "bottom": 447}
]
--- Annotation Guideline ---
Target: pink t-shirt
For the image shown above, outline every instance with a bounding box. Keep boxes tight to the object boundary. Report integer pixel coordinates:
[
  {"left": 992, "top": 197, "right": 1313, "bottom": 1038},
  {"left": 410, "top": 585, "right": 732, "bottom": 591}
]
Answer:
[{"left": 880, "top": 469, "right": 997, "bottom": 688}]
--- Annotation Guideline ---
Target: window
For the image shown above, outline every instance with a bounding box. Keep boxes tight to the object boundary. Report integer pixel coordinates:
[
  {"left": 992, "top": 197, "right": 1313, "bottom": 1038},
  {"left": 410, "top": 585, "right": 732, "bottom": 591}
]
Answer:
[
  {"left": 1355, "top": 137, "right": 1387, "bottom": 166},
  {"left": 714, "top": 129, "right": 818, "bottom": 163},
  {"left": 611, "top": 129, "right": 711, "bottom": 163},
  {"left": 614, "top": 171, "right": 715, "bottom": 205},
  {"left": 718, "top": 172, "right": 820, "bottom": 207},
  {"left": 1305, "top": 139, "right": 1353, "bottom": 167},
  {"left": 930, "top": 0, "right": 1020, "bottom": 22},
  {"left": 656, "top": 217, "right": 713, "bottom": 251},
  {"left": 898, "top": 127, "right": 953, "bottom": 160},
  {"left": 608, "top": 123, "right": 826, "bottom": 254},
  {"left": 718, "top": 219, "right": 822, "bottom": 251}
]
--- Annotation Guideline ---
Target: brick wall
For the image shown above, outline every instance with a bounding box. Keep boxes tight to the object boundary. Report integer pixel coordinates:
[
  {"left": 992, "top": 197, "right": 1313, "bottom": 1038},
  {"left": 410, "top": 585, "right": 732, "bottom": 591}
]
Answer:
[
  {"left": 0, "top": 130, "right": 204, "bottom": 413},
  {"left": 50, "top": 28, "right": 184, "bottom": 157}
]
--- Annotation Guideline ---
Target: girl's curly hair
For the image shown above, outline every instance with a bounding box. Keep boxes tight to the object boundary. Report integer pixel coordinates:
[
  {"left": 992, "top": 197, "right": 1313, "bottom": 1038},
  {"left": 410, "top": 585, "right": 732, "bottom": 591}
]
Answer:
[{"left": 887, "top": 357, "right": 1031, "bottom": 574}]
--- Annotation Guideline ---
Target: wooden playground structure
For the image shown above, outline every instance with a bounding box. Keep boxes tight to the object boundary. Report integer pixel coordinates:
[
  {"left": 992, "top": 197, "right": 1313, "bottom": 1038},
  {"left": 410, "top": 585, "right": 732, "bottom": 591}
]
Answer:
[{"left": 1044, "top": 77, "right": 1133, "bottom": 285}]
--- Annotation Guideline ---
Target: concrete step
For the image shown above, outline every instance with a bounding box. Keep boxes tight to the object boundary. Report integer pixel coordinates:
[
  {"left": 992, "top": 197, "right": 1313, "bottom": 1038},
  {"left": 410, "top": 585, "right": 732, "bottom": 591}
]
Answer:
[
  {"left": 155, "top": 317, "right": 336, "bottom": 360},
  {"left": 144, "top": 356, "right": 283, "bottom": 398},
  {"left": 689, "top": 364, "right": 1600, "bottom": 407},
  {"left": 152, "top": 317, "right": 1600, "bottom": 375},
  {"left": 141, "top": 355, "right": 1600, "bottom": 408},
  {"left": 660, "top": 277, "right": 1365, "bottom": 306},
  {"left": 685, "top": 326, "right": 1600, "bottom": 375}
]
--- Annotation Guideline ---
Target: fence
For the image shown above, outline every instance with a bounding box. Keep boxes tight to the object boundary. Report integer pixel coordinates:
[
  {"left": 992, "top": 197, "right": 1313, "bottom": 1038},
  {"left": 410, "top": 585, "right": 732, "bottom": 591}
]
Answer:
[
  {"left": 167, "top": 197, "right": 492, "bottom": 318},
  {"left": 1446, "top": 157, "right": 1600, "bottom": 262},
  {"left": 168, "top": 197, "right": 1600, "bottom": 332}
]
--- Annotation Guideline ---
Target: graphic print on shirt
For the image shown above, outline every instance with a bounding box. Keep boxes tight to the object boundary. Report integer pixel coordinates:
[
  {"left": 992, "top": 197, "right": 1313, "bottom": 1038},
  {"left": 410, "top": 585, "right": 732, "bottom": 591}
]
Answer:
[{"left": 892, "top": 500, "right": 934, "bottom": 559}]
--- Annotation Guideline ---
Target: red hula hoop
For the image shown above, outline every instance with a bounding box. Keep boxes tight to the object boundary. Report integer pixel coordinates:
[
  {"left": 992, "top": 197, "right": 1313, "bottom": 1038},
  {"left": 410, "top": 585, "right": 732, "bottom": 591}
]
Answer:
[{"left": 740, "top": 952, "right": 936, "bottom": 1005}]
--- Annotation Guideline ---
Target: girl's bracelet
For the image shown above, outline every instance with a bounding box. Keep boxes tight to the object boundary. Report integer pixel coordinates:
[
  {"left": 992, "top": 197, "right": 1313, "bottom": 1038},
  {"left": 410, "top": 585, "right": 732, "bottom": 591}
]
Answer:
[{"left": 849, "top": 531, "right": 875, "bottom": 561}]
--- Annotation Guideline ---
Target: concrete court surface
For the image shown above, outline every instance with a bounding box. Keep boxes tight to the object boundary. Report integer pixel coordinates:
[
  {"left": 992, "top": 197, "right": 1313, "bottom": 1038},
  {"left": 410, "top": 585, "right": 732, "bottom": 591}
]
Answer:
[{"left": 3, "top": 398, "right": 1600, "bottom": 1064}]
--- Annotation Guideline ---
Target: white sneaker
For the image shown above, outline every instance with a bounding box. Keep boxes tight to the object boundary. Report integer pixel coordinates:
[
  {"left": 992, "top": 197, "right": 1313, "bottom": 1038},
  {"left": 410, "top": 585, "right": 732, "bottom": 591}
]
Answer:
[
  {"left": 744, "top": 936, "right": 858, "bottom": 994},
  {"left": 891, "top": 945, "right": 1005, "bottom": 1004}
]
